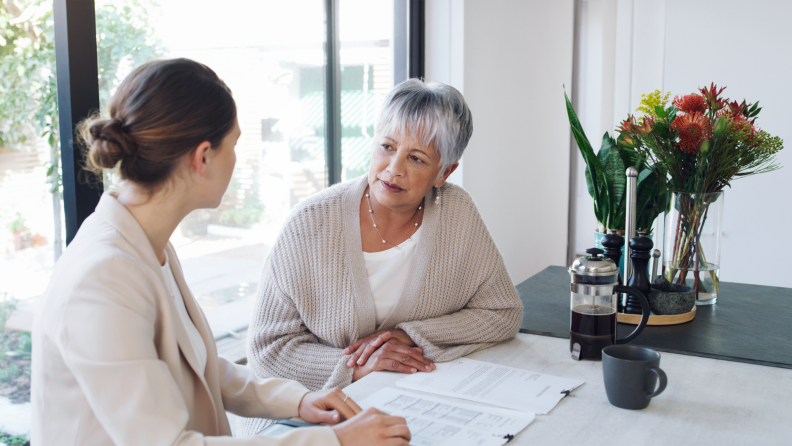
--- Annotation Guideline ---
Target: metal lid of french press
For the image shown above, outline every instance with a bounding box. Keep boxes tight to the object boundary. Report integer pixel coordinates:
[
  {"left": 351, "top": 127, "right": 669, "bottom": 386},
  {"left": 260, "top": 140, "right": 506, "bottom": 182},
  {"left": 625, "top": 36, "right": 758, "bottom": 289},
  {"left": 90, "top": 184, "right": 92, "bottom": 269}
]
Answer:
[{"left": 569, "top": 248, "right": 620, "bottom": 277}]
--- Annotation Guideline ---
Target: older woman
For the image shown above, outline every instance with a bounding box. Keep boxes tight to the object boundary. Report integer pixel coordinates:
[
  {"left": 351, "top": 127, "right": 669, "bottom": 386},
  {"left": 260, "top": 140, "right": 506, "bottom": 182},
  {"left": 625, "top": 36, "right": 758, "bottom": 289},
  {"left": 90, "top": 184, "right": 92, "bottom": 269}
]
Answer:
[{"left": 241, "top": 79, "right": 523, "bottom": 435}]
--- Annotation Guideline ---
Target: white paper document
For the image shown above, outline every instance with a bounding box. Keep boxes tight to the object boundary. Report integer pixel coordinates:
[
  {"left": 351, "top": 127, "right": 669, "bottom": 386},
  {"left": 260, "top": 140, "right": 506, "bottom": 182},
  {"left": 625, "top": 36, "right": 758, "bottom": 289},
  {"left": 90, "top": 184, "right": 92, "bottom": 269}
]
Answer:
[
  {"left": 359, "top": 387, "right": 535, "bottom": 446},
  {"left": 396, "top": 358, "right": 584, "bottom": 415}
]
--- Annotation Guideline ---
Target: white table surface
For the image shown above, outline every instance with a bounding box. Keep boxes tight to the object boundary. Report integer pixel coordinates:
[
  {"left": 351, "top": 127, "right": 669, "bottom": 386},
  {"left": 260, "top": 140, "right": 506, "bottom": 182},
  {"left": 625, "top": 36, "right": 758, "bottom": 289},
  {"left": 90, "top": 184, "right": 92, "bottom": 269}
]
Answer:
[{"left": 343, "top": 333, "right": 792, "bottom": 445}]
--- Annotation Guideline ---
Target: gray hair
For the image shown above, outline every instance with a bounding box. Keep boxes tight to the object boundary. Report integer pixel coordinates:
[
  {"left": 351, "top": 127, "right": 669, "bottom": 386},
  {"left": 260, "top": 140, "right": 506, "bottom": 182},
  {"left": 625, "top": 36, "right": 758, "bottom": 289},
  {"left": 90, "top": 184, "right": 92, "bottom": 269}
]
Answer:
[{"left": 373, "top": 78, "right": 473, "bottom": 170}]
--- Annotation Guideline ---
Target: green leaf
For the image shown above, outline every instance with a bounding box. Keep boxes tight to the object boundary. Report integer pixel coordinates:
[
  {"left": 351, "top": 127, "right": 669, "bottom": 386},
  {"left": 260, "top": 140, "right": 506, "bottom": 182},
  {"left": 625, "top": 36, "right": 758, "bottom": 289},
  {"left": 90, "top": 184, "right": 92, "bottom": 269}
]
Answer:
[
  {"left": 635, "top": 169, "right": 664, "bottom": 231},
  {"left": 654, "top": 105, "right": 667, "bottom": 118},
  {"left": 565, "top": 88, "right": 608, "bottom": 205},
  {"left": 654, "top": 123, "right": 671, "bottom": 139},
  {"left": 598, "top": 133, "right": 625, "bottom": 228}
]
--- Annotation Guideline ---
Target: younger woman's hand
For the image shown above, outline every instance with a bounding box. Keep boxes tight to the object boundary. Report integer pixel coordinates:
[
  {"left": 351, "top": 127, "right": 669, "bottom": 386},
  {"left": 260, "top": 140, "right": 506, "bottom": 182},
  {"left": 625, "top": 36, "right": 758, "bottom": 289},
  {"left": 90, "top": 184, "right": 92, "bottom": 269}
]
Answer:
[
  {"left": 332, "top": 407, "right": 410, "bottom": 446},
  {"left": 298, "top": 388, "right": 362, "bottom": 424}
]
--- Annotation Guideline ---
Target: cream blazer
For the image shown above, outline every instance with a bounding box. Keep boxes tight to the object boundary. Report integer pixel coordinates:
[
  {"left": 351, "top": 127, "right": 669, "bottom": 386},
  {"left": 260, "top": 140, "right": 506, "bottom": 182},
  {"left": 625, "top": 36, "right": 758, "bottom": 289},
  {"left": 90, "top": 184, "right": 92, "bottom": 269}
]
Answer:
[{"left": 31, "top": 193, "right": 340, "bottom": 446}]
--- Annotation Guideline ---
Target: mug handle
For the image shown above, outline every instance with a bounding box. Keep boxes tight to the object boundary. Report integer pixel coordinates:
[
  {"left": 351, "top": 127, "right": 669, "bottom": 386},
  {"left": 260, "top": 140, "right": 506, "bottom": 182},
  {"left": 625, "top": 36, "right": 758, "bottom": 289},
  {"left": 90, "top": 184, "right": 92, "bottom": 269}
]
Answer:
[
  {"left": 613, "top": 285, "right": 651, "bottom": 344},
  {"left": 644, "top": 367, "right": 667, "bottom": 399}
]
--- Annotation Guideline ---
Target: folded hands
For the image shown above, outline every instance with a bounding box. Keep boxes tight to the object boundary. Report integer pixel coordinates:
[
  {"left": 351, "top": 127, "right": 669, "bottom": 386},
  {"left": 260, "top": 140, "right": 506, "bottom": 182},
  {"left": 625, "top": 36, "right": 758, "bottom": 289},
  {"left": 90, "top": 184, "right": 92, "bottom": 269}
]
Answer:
[{"left": 342, "top": 329, "right": 436, "bottom": 381}]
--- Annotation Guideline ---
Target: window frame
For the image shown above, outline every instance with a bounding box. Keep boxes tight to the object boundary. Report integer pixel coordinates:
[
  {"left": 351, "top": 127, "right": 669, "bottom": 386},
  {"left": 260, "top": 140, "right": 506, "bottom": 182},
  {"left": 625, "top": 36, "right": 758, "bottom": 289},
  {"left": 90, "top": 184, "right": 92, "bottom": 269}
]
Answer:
[{"left": 54, "top": 0, "right": 425, "bottom": 243}]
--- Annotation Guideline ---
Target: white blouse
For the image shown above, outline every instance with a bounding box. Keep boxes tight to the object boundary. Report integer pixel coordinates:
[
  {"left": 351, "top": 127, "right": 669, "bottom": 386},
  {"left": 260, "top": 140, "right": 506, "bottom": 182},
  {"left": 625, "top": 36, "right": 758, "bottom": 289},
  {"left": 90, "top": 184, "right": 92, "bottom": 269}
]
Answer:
[
  {"left": 162, "top": 252, "right": 208, "bottom": 374},
  {"left": 363, "top": 225, "right": 423, "bottom": 327}
]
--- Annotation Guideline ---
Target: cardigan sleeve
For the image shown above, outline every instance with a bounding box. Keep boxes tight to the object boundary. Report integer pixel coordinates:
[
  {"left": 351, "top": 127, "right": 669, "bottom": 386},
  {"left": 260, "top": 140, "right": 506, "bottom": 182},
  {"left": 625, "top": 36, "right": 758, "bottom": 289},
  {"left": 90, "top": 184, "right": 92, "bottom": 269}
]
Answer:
[
  {"left": 246, "top": 266, "right": 355, "bottom": 392},
  {"left": 395, "top": 258, "right": 523, "bottom": 362}
]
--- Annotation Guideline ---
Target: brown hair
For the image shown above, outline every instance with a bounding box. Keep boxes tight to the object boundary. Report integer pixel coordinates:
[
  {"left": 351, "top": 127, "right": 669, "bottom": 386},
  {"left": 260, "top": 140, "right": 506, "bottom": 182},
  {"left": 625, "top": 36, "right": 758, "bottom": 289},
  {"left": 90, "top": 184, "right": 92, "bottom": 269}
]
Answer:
[{"left": 80, "top": 58, "right": 236, "bottom": 190}]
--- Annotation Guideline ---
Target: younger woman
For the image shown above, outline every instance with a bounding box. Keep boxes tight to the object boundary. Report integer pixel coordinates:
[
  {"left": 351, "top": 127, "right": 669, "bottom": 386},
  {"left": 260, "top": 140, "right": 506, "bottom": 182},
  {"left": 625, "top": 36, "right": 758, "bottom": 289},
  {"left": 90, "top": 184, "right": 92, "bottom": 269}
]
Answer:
[{"left": 31, "top": 58, "right": 409, "bottom": 446}]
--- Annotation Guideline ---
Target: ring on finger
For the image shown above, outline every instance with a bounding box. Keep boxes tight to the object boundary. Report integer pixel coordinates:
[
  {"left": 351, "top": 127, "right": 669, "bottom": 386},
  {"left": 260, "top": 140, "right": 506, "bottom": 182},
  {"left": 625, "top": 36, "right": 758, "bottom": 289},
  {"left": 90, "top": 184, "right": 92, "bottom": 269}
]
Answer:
[{"left": 343, "top": 395, "right": 349, "bottom": 403}]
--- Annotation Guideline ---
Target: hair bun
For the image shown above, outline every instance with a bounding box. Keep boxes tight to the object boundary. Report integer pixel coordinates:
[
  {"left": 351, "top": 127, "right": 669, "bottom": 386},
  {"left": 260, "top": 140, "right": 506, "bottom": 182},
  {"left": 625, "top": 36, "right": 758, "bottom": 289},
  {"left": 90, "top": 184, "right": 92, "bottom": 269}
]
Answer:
[{"left": 86, "top": 118, "right": 136, "bottom": 169}]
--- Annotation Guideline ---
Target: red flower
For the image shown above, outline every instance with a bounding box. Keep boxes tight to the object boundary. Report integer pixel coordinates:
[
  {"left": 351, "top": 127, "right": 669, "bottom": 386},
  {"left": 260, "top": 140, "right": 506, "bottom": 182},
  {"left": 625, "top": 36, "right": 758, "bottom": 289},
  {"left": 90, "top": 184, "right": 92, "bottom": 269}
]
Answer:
[
  {"left": 673, "top": 94, "right": 708, "bottom": 114},
  {"left": 617, "top": 115, "right": 640, "bottom": 134},
  {"left": 637, "top": 116, "right": 655, "bottom": 136},
  {"left": 672, "top": 113, "right": 712, "bottom": 153},
  {"left": 699, "top": 83, "right": 727, "bottom": 112}
]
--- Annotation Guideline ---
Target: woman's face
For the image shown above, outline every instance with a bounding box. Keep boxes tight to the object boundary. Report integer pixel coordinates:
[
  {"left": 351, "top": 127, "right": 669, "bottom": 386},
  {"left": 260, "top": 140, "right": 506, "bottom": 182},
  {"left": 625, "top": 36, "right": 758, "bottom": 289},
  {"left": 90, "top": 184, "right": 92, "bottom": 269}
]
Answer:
[
  {"left": 206, "top": 118, "right": 241, "bottom": 207},
  {"left": 367, "top": 131, "right": 454, "bottom": 212}
]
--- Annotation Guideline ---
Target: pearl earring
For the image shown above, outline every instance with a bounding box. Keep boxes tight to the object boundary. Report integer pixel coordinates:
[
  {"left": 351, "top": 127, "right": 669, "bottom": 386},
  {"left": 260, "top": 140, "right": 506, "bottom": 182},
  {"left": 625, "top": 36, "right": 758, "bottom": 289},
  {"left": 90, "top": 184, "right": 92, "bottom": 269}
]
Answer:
[{"left": 435, "top": 195, "right": 440, "bottom": 204}]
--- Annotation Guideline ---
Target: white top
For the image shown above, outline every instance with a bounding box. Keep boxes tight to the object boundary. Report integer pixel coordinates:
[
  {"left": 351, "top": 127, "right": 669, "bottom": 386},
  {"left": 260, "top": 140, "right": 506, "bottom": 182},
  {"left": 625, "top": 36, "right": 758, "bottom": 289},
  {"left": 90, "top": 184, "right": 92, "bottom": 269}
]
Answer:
[
  {"left": 162, "top": 252, "right": 208, "bottom": 374},
  {"left": 363, "top": 225, "right": 423, "bottom": 326}
]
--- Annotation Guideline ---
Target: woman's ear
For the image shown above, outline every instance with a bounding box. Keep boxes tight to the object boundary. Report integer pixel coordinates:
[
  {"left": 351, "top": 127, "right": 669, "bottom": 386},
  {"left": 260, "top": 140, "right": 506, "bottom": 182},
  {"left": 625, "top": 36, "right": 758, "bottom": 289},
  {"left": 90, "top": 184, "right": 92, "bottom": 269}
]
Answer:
[
  {"left": 190, "top": 141, "right": 213, "bottom": 176},
  {"left": 434, "top": 162, "right": 459, "bottom": 188}
]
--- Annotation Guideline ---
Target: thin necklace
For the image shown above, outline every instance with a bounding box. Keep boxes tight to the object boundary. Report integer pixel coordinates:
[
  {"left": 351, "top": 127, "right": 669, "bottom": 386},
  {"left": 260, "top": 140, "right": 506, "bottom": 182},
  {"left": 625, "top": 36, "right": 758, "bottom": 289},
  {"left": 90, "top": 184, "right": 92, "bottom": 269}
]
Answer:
[{"left": 365, "top": 189, "right": 421, "bottom": 249}]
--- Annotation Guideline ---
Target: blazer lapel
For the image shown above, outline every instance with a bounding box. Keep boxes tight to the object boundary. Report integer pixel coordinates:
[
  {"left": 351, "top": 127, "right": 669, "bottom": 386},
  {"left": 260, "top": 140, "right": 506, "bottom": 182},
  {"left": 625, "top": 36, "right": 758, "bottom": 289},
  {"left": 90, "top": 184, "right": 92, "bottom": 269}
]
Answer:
[
  {"left": 94, "top": 194, "right": 222, "bottom": 434},
  {"left": 165, "top": 243, "right": 222, "bottom": 434}
]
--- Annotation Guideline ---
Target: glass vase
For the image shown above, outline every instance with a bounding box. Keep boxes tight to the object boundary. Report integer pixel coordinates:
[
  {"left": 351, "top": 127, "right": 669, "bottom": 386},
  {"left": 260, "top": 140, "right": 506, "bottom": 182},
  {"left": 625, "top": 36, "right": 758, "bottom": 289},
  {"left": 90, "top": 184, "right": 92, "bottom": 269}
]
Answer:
[{"left": 663, "top": 192, "right": 724, "bottom": 305}]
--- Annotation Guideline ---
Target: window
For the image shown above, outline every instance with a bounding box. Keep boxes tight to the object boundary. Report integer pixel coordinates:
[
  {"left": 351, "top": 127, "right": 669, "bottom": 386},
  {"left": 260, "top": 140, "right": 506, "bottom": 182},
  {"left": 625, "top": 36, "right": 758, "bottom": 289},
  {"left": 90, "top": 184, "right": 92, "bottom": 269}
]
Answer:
[
  {"left": 0, "top": 0, "right": 62, "bottom": 325},
  {"left": 339, "top": 0, "right": 394, "bottom": 181},
  {"left": 40, "top": 0, "right": 424, "bottom": 340}
]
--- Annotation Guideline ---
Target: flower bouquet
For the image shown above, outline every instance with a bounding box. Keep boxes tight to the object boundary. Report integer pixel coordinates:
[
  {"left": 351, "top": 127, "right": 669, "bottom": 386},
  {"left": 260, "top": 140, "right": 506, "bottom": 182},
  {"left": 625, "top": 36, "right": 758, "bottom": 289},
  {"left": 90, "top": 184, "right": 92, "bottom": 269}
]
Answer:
[{"left": 618, "top": 85, "right": 784, "bottom": 303}]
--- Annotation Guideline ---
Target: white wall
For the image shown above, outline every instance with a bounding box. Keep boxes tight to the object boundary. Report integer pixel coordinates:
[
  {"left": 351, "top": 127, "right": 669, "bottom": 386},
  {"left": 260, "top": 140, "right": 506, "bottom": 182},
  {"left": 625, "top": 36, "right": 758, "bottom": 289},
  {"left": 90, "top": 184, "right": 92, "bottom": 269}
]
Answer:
[
  {"left": 461, "top": 0, "right": 576, "bottom": 284},
  {"left": 568, "top": 0, "right": 617, "bottom": 263},
  {"left": 569, "top": 0, "right": 792, "bottom": 287},
  {"left": 663, "top": 0, "right": 792, "bottom": 287}
]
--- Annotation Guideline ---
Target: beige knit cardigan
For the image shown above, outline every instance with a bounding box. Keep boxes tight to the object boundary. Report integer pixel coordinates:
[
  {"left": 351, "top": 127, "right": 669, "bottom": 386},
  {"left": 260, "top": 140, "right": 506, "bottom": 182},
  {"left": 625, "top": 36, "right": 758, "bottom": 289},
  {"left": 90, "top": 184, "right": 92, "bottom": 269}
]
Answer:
[{"left": 241, "top": 176, "right": 523, "bottom": 434}]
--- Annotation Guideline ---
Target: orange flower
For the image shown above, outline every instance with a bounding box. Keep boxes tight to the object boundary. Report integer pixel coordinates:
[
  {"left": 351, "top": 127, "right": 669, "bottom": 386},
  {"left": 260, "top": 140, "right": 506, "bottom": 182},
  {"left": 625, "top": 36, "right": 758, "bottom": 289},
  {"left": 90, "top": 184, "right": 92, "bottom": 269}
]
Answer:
[
  {"left": 672, "top": 113, "right": 712, "bottom": 153},
  {"left": 673, "top": 94, "right": 708, "bottom": 114}
]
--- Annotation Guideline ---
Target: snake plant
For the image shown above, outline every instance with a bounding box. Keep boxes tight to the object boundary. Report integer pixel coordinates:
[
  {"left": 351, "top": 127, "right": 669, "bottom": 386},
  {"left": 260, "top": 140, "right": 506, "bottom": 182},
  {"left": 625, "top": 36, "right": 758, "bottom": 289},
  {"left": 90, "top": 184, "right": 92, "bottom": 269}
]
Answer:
[{"left": 564, "top": 89, "right": 668, "bottom": 234}]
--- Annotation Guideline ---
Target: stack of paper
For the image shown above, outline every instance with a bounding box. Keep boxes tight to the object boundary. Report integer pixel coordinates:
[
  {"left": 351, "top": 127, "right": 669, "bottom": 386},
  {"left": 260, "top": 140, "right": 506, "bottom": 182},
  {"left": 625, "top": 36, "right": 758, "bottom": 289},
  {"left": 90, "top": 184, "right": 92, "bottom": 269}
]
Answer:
[
  {"left": 358, "top": 358, "right": 584, "bottom": 445},
  {"left": 359, "top": 388, "right": 534, "bottom": 446},
  {"left": 396, "top": 358, "right": 584, "bottom": 415}
]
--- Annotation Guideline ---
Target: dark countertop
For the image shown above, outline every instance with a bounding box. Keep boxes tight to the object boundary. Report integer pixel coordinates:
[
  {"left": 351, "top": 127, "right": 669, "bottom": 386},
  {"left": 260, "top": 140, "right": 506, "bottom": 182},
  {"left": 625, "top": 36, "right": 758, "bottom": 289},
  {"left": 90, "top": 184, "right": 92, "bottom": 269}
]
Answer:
[{"left": 517, "top": 265, "right": 792, "bottom": 369}]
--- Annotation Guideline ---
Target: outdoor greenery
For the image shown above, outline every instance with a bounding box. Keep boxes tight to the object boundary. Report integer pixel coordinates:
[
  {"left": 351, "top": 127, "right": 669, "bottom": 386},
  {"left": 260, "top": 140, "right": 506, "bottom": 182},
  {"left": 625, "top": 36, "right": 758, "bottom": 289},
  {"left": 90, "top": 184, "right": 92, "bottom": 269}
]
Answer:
[
  {"left": 0, "top": 293, "right": 16, "bottom": 332},
  {"left": 0, "top": 432, "right": 28, "bottom": 446},
  {"left": 214, "top": 176, "right": 267, "bottom": 229},
  {"left": 564, "top": 89, "right": 668, "bottom": 234},
  {"left": 0, "top": 0, "right": 161, "bottom": 257}
]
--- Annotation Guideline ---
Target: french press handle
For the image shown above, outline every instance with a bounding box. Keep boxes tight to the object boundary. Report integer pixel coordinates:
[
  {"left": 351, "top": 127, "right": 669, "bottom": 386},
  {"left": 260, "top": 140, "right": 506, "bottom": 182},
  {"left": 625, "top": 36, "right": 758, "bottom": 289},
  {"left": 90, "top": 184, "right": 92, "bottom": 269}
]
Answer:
[{"left": 613, "top": 285, "right": 650, "bottom": 344}]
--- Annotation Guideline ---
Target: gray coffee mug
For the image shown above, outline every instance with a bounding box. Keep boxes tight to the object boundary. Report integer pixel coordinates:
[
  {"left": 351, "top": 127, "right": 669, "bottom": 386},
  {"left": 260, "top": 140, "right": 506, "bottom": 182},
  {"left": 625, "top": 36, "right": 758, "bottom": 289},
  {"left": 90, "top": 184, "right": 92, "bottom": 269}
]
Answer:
[{"left": 602, "top": 345, "right": 667, "bottom": 410}]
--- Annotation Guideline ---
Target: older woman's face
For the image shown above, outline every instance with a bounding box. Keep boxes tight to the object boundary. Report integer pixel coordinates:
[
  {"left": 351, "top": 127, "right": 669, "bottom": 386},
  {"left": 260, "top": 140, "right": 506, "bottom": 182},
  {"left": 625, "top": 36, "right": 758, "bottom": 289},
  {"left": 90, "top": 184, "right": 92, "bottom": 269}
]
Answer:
[{"left": 368, "top": 132, "right": 456, "bottom": 211}]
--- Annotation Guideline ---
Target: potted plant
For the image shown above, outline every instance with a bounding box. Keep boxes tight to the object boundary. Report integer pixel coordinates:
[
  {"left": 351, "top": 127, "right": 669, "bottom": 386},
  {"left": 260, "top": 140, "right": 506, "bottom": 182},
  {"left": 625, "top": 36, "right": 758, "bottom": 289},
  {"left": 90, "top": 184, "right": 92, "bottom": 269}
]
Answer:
[
  {"left": 7, "top": 212, "right": 32, "bottom": 251},
  {"left": 564, "top": 91, "right": 668, "bottom": 250}
]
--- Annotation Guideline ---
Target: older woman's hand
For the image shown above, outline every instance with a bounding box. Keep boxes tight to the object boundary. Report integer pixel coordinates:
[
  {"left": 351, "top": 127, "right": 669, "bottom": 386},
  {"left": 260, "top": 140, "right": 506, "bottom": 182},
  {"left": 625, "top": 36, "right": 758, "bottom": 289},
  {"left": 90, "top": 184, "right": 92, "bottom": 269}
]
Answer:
[
  {"left": 350, "top": 338, "right": 435, "bottom": 382},
  {"left": 344, "top": 329, "right": 416, "bottom": 353},
  {"left": 344, "top": 329, "right": 434, "bottom": 370}
]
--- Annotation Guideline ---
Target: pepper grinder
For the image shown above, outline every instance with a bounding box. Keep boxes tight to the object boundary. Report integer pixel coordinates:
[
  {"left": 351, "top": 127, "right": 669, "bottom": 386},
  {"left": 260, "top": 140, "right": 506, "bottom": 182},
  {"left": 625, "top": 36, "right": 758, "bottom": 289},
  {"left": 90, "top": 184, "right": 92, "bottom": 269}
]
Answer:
[
  {"left": 624, "top": 235, "right": 653, "bottom": 314},
  {"left": 601, "top": 230, "right": 625, "bottom": 312},
  {"left": 601, "top": 230, "right": 625, "bottom": 283}
]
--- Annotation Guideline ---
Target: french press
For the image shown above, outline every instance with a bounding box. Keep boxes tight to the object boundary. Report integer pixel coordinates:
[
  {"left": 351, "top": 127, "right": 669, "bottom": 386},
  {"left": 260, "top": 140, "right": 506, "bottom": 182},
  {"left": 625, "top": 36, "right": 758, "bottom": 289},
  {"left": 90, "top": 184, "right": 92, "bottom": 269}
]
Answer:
[{"left": 568, "top": 248, "right": 650, "bottom": 360}]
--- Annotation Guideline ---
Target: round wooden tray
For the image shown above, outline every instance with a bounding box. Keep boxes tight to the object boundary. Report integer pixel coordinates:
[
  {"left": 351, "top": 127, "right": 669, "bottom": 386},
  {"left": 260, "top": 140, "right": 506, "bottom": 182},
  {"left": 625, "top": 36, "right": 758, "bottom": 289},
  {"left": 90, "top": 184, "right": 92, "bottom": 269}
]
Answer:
[{"left": 617, "top": 306, "right": 696, "bottom": 326}]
